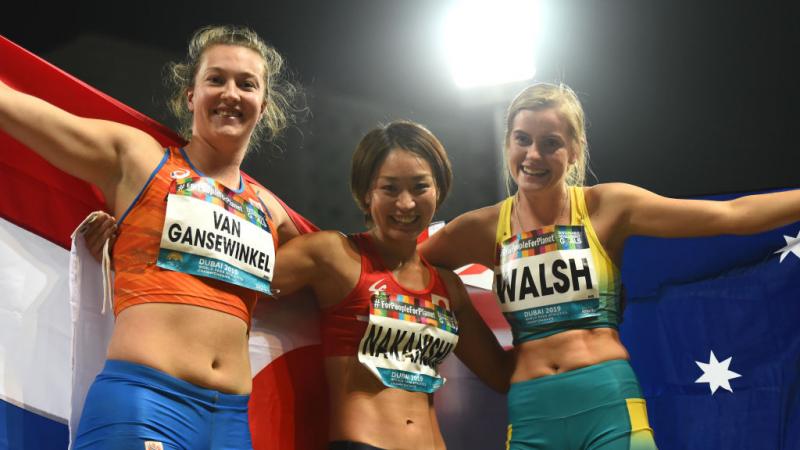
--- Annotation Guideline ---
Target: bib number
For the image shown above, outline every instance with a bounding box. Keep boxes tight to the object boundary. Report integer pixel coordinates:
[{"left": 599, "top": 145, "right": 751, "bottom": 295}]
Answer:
[
  {"left": 357, "top": 292, "right": 459, "bottom": 393},
  {"left": 156, "top": 177, "right": 275, "bottom": 294},
  {"left": 495, "top": 226, "right": 600, "bottom": 328}
]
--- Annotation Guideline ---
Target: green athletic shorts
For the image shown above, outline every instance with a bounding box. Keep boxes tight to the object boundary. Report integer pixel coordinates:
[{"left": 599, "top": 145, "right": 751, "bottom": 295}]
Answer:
[{"left": 506, "top": 359, "right": 657, "bottom": 450}]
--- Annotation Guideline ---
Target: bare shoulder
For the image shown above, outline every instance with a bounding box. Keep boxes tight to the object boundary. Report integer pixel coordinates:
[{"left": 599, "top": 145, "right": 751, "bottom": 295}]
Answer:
[
  {"left": 294, "top": 229, "right": 354, "bottom": 257},
  {"left": 116, "top": 130, "right": 168, "bottom": 170},
  {"left": 453, "top": 201, "right": 502, "bottom": 230},
  {"left": 252, "top": 188, "right": 301, "bottom": 244},
  {"left": 421, "top": 201, "right": 502, "bottom": 269},
  {"left": 432, "top": 201, "right": 501, "bottom": 246},
  {"left": 112, "top": 134, "right": 170, "bottom": 214},
  {"left": 113, "top": 123, "right": 164, "bottom": 155},
  {"left": 583, "top": 182, "right": 645, "bottom": 213},
  {"left": 282, "top": 228, "right": 338, "bottom": 247},
  {"left": 584, "top": 182, "right": 632, "bottom": 201},
  {"left": 305, "top": 229, "right": 349, "bottom": 246}
]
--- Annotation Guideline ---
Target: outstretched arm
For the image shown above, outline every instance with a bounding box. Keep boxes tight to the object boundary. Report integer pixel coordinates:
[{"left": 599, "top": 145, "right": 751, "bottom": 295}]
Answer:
[
  {"left": 0, "top": 80, "right": 162, "bottom": 211},
  {"left": 595, "top": 183, "right": 800, "bottom": 242},
  {"left": 443, "top": 269, "right": 513, "bottom": 393}
]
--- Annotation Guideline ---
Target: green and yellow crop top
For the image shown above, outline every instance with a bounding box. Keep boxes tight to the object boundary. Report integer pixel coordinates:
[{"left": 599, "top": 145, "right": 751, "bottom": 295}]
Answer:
[{"left": 493, "top": 186, "right": 623, "bottom": 344}]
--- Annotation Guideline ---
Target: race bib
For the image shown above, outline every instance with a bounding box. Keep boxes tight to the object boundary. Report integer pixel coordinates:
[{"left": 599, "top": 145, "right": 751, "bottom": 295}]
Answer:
[
  {"left": 358, "top": 291, "right": 459, "bottom": 393},
  {"left": 157, "top": 177, "right": 275, "bottom": 294},
  {"left": 495, "top": 225, "right": 600, "bottom": 328}
]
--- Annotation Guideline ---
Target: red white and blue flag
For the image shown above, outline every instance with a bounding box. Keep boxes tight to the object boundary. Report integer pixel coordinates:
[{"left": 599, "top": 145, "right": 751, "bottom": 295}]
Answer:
[{"left": 0, "top": 35, "right": 327, "bottom": 450}]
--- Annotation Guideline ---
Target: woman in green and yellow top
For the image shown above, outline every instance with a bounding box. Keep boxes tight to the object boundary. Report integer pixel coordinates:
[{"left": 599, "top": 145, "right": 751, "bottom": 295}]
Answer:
[{"left": 420, "top": 82, "right": 800, "bottom": 450}]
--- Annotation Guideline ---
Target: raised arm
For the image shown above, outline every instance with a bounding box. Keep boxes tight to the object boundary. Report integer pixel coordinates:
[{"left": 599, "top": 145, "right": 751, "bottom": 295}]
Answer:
[
  {"left": 0, "top": 80, "right": 162, "bottom": 211},
  {"left": 594, "top": 183, "right": 800, "bottom": 242},
  {"left": 420, "top": 204, "right": 499, "bottom": 270},
  {"left": 441, "top": 269, "right": 513, "bottom": 393}
]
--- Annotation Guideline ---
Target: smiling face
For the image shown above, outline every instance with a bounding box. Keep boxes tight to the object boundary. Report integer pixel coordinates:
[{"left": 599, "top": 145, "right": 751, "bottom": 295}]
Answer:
[
  {"left": 366, "top": 149, "right": 438, "bottom": 242},
  {"left": 187, "top": 44, "right": 267, "bottom": 148},
  {"left": 506, "top": 108, "right": 577, "bottom": 194}
]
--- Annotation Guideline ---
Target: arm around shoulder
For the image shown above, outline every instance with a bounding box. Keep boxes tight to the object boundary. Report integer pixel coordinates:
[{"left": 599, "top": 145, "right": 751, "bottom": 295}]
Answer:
[
  {"left": 442, "top": 269, "right": 513, "bottom": 393},
  {"left": 420, "top": 204, "right": 500, "bottom": 270},
  {"left": 272, "top": 230, "right": 350, "bottom": 297}
]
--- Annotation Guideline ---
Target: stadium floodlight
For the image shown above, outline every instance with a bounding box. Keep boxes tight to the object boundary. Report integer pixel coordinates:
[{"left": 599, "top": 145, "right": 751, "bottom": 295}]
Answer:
[{"left": 442, "top": 0, "right": 539, "bottom": 88}]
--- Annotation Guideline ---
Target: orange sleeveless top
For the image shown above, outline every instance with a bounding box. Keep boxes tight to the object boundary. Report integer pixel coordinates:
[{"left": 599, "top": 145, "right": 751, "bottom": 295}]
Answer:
[{"left": 112, "top": 147, "right": 277, "bottom": 324}]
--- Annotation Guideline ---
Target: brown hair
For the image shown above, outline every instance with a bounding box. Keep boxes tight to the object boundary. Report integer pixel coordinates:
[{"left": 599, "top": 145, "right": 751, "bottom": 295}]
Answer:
[
  {"left": 165, "top": 25, "right": 298, "bottom": 149},
  {"left": 504, "top": 82, "right": 589, "bottom": 188},
  {"left": 350, "top": 120, "right": 452, "bottom": 225}
]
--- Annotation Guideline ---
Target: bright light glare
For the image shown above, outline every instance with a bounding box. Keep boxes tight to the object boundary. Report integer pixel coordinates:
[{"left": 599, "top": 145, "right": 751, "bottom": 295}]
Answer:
[{"left": 443, "top": 0, "right": 539, "bottom": 88}]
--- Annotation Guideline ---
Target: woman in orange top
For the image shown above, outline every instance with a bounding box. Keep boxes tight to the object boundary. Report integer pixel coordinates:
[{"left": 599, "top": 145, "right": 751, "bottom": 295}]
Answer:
[{"left": 1, "top": 25, "right": 302, "bottom": 450}]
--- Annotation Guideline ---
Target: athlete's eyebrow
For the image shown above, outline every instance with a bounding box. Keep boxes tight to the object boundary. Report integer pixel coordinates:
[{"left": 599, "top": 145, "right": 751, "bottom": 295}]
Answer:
[{"left": 376, "top": 174, "right": 433, "bottom": 181}]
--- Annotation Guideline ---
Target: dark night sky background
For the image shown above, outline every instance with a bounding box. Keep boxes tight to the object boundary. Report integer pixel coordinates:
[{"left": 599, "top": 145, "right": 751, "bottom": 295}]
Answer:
[{"left": 4, "top": 0, "right": 799, "bottom": 231}]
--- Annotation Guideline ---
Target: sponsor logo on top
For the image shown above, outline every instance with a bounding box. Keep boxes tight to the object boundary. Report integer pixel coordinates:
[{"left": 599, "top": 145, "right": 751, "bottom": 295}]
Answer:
[{"left": 170, "top": 168, "right": 191, "bottom": 179}]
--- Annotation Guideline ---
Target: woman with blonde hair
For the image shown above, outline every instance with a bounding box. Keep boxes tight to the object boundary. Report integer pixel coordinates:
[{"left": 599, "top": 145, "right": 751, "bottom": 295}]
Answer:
[
  {"left": 420, "top": 82, "right": 800, "bottom": 449},
  {"left": 1, "top": 25, "right": 303, "bottom": 450}
]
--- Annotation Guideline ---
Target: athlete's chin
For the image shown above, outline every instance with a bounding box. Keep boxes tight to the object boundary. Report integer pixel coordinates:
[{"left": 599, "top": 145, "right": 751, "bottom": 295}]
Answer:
[
  {"left": 517, "top": 177, "right": 547, "bottom": 189},
  {"left": 385, "top": 227, "right": 424, "bottom": 242},
  {"left": 210, "top": 123, "right": 255, "bottom": 139},
  {"left": 516, "top": 179, "right": 563, "bottom": 195},
  {"left": 214, "top": 130, "right": 249, "bottom": 141}
]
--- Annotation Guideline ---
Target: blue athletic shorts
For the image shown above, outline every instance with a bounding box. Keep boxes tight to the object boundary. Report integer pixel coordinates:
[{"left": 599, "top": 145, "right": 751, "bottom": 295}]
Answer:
[
  {"left": 506, "top": 359, "right": 657, "bottom": 450},
  {"left": 73, "top": 359, "right": 252, "bottom": 450}
]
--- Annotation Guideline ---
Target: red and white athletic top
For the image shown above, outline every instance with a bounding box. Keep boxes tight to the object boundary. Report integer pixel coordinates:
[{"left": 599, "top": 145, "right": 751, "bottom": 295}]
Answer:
[{"left": 321, "top": 233, "right": 459, "bottom": 393}]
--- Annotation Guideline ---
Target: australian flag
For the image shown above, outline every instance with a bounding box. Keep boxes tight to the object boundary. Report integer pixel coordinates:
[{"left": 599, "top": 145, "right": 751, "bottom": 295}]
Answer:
[{"left": 621, "top": 193, "right": 800, "bottom": 450}]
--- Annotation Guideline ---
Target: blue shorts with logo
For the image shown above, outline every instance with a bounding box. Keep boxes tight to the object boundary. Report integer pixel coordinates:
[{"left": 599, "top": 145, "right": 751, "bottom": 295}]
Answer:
[
  {"left": 506, "top": 359, "right": 657, "bottom": 450},
  {"left": 73, "top": 359, "right": 252, "bottom": 450}
]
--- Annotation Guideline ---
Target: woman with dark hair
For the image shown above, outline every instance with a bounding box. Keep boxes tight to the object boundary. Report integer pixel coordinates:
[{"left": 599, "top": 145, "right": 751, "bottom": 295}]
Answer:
[{"left": 271, "top": 120, "right": 512, "bottom": 450}]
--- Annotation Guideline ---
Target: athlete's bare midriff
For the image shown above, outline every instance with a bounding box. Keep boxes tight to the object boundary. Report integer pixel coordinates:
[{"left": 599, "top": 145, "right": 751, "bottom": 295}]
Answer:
[
  {"left": 325, "top": 356, "right": 446, "bottom": 450},
  {"left": 108, "top": 303, "right": 252, "bottom": 394},
  {"left": 511, "top": 327, "right": 629, "bottom": 383}
]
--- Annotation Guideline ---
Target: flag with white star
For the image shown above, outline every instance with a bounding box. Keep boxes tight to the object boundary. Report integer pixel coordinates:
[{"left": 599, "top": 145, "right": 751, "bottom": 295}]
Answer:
[{"left": 621, "top": 192, "right": 800, "bottom": 450}]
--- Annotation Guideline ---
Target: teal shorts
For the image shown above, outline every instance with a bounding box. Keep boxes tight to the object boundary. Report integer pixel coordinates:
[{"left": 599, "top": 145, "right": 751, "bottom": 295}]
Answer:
[{"left": 506, "top": 359, "right": 657, "bottom": 450}]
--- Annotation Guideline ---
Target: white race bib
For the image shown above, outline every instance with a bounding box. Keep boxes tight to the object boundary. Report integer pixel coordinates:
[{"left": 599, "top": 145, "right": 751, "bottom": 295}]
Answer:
[
  {"left": 495, "top": 225, "right": 600, "bottom": 328},
  {"left": 358, "top": 291, "right": 459, "bottom": 393},
  {"left": 157, "top": 177, "right": 275, "bottom": 294}
]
